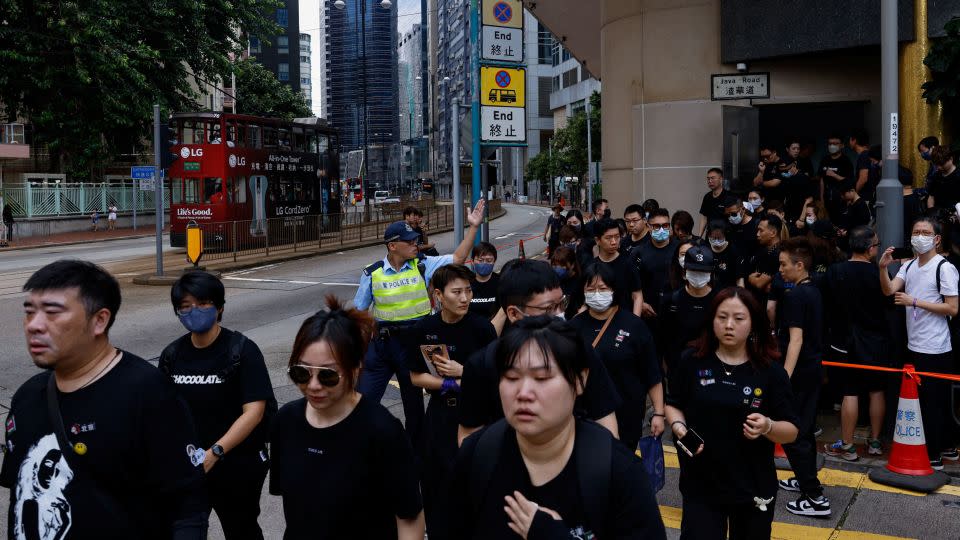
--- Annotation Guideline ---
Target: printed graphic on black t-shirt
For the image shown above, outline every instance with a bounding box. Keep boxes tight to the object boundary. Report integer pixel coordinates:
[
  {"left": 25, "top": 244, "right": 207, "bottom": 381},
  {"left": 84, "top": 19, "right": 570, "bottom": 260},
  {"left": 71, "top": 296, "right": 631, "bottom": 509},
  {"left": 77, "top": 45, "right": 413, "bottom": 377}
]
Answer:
[
  {"left": 163, "top": 329, "right": 275, "bottom": 454},
  {"left": 468, "top": 273, "right": 501, "bottom": 320},
  {"left": 0, "top": 354, "right": 205, "bottom": 540}
]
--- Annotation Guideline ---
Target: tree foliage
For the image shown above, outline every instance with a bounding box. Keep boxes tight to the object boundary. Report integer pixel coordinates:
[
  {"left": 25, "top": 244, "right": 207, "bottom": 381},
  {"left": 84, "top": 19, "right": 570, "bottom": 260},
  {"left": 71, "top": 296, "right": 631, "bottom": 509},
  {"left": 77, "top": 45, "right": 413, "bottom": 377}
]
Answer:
[
  {"left": 0, "top": 0, "right": 279, "bottom": 180},
  {"left": 922, "top": 16, "right": 960, "bottom": 109},
  {"left": 525, "top": 91, "right": 601, "bottom": 202},
  {"left": 234, "top": 58, "right": 311, "bottom": 120}
]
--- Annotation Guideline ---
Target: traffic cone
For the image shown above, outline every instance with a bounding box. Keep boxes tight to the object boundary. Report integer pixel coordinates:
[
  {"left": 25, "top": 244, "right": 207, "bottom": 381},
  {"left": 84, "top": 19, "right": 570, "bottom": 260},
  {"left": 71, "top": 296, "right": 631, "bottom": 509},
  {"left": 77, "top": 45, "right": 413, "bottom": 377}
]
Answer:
[
  {"left": 518, "top": 239, "right": 525, "bottom": 260},
  {"left": 774, "top": 443, "right": 791, "bottom": 470},
  {"left": 868, "top": 365, "right": 949, "bottom": 492}
]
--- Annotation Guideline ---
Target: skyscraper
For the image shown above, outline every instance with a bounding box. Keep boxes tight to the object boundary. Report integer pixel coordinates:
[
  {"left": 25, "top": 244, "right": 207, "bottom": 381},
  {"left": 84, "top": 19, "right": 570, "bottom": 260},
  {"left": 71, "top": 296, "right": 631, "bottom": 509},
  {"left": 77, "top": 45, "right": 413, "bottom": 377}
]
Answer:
[
  {"left": 398, "top": 23, "right": 429, "bottom": 188},
  {"left": 250, "top": 0, "right": 302, "bottom": 94},
  {"left": 321, "top": 0, "right": 400, "bottom": 188},
  {"left": 299, "top": 33, "right": 313, "bottom": 109}
]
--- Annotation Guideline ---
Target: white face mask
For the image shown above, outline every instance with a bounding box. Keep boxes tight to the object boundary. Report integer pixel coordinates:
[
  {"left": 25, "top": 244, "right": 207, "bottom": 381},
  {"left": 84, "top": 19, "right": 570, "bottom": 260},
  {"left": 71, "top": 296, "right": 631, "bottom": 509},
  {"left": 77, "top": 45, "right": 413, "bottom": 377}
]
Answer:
[
  {"left": 805, "top": 216, "right": 815, "bottom": 225},
  {"left": 728, "top": 212, "right": 743, "bottom": 225},
  {"left": 911, "top": 234, "right": 936, "bottom": 254},
  {"left": 709, "top": 238, "right": 728, "bottom": 250},
  {"left": 584, "top": 291, "right": 615, "bottom": 312},
  {"left": 686, "top": 270, "right": 712, "bottom": 289},
  {"left": 748, "top": 198, "right": 762, "bottom": 207},
  {"left": 678, "top": 256, "right": 686, "bottom": 269}
]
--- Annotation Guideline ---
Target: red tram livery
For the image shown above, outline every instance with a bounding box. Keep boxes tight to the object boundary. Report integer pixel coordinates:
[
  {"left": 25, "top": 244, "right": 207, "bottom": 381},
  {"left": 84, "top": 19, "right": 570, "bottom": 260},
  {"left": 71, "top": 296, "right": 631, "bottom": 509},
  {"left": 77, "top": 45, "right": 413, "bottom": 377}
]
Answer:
[{"left": 167, "top": 112, "right": 341, "bottom": 247}]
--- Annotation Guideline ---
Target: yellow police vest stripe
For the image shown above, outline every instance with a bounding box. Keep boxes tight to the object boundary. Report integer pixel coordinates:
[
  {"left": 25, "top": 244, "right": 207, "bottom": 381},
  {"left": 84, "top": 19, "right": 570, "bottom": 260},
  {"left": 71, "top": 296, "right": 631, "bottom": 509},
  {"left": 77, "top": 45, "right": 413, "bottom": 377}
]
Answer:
[{"left": 370, "top": 261, "right": 431, "bottom": 321}]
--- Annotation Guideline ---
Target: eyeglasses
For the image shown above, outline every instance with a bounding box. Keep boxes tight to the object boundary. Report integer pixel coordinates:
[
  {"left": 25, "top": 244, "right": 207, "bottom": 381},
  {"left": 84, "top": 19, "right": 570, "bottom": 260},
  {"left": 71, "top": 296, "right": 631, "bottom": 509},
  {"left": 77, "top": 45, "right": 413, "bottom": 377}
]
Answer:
[
  {"left": 522, "top": 295, "right": 570, "bottom": 315},
  {"left": 176, "top": 301, "right": 215, "bottom": 315},
  {"left": 288, "top": 364, "right": 342, "bottom": 387},
  {"left": 650, "top": 223, "right": 670, "bottom": 231}
]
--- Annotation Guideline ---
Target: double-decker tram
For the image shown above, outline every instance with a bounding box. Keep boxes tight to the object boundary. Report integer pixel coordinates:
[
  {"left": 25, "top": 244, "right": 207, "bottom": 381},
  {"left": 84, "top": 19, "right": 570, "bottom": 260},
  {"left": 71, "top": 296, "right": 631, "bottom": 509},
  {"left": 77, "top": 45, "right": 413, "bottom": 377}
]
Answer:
[{"left": 167, "top": 112, "right": 341, "bottom": 247}]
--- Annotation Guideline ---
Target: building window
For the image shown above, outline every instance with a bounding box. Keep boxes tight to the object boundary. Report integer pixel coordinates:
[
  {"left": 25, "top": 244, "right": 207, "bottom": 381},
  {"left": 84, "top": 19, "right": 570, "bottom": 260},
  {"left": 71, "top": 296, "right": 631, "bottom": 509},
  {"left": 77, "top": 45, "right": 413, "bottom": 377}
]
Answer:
[
  {"left": 249, "top": 36, "right": 261, "bottom": 54},
  {"left": 301, "top": 77, "right": 311, "bottom": 85},
  {"left": 562, "top": 67, "right": 579, "bottom": 88},
  {"left": 538, "top": 24, "right": 554, "bottom": 65},
  {"left": 277, "top": 8, "right": 288, "bottom": 27},
  {"left": 278, "top": 35, "right": 289, "bottom": 55},
  {"left": 278, "top": 63, "right": 290, "bottom": 81},
  {"left": 300, "top": 55, "right": 310, "bottom": 63},
  {"left": 552, "top": 75, "right": 560, "bottom": 92}
]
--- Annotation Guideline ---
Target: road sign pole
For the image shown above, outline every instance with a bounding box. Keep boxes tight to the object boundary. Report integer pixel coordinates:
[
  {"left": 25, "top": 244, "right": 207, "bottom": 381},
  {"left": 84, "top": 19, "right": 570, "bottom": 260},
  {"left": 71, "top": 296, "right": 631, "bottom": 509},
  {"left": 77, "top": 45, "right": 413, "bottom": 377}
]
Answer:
[
  {"left": 877, "top": 0, "right": 903, "bottom": 254},
  {"left": 471, "top": 0, "right": 482, "bottom": 246},
  {"left": 132, "top": 176, "right": 138, "bottom": 231},
  {"left": 586, "top": 98, "right": 593, "bottom": 211},
  {"left": 452, "top": 98, "right": 464, "bottom": 246},
  {"left": 154, "top": 104, "right": 164, "bottom": 276}
]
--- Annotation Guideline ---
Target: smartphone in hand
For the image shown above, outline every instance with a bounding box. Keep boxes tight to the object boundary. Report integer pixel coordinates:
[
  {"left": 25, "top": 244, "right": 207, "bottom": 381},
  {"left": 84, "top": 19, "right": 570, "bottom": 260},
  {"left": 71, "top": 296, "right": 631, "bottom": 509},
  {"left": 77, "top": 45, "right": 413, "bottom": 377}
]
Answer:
[
  {"left": 676, "top": 429, "right": 704, "bottom": 457},
  {"left": 892, "top": 247, "right": 914, "bottom": 260}
]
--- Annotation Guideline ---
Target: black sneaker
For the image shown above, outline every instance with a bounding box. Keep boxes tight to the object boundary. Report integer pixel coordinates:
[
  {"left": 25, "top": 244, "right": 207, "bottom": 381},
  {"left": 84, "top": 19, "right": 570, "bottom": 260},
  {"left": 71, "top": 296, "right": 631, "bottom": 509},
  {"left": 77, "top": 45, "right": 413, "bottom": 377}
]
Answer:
[
  {"left": 941, "top": 449, "right": 960, "bottom": 461},
  {"left": 778, "top": 477, "right": 801, "bottom": 492},
  {"left": 787, "top": 494, "right": 831, "bottom": 517},
  {"left": 813, "top": 424, "right": 824, "bottom": 437},
  {"left": 931, "top": 458, "right": 945, "bottom": 471}
]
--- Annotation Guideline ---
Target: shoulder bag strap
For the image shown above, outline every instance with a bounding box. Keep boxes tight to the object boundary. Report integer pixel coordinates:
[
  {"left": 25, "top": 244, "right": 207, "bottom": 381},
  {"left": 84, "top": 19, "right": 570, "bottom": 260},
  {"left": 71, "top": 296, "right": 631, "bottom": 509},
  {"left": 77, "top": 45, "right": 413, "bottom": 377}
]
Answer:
[
  {"left": 575, "top": 419, "right": 612, "bottom": 533},
  {"left": 591, "top": 307, "right": 619, "bottom": 349},
  {"left": 46, "top": 373, "right": 76, "bottom": 457},
  {"left": 470, "top": 419, "right": 508, "bottom": 517}
]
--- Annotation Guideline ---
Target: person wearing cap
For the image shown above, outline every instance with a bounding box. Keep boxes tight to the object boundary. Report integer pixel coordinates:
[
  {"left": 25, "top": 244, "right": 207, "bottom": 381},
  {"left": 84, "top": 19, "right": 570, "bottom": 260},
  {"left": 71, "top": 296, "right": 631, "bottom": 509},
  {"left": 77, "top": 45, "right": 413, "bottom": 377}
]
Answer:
[
  {"left": 662, "top": 244, "right": 718, "bottom": 380},
  {"left": 570, "top": 260, "right": 663, "bottom": 452},
  {"left": 353, "top": 200, "right": 485, "bottom": 441}
]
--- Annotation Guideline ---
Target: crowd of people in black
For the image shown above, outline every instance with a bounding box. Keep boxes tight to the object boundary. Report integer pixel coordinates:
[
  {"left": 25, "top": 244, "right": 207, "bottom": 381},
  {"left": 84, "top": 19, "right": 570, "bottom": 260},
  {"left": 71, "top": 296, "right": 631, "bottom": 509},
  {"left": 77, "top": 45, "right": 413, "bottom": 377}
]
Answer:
[{"left": 2, "top": 133, "right": 958, "bottom": 539}]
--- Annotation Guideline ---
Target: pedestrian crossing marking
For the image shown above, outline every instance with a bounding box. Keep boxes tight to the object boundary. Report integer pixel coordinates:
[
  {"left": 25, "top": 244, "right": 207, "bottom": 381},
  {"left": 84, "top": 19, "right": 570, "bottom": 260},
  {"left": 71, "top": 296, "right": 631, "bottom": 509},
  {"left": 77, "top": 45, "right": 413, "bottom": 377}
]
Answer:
[
  {"left": 662, "top": 443, "right": 960, "bottom": 498},
  {"left": 658, "top": 505, "right": 916, "bottom": 539}
]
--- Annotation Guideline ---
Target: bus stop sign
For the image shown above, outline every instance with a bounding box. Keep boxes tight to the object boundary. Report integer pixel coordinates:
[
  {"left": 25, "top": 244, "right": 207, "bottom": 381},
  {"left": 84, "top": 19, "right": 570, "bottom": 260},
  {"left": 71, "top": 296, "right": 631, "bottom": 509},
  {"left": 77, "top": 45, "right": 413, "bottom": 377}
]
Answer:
[{"left": 186, "top": 221, "right": 204, "bottom": 267}]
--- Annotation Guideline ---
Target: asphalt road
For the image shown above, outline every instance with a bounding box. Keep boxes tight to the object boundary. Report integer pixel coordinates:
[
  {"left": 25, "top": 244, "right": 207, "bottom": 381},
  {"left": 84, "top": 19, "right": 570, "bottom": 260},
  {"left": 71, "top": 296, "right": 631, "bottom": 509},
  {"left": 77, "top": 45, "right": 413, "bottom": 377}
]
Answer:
[{"left": 2, "top": 203, "right": 959, "bottom": 539}]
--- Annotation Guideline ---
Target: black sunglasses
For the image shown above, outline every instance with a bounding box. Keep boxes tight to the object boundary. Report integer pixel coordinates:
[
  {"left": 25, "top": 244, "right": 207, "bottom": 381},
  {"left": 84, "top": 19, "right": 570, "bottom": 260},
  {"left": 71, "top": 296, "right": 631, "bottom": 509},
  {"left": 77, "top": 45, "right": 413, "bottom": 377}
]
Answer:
[{"left": 288, "top": 364, "right": 342, "bottom": 387}]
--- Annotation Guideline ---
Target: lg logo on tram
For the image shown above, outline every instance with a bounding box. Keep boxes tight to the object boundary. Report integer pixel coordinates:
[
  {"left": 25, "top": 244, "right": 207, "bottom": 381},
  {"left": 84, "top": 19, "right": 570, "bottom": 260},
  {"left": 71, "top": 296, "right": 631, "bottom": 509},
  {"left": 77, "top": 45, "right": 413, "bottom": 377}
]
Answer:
[
  {"left": 180, "top": 147, "right": 204, "bottom": 159},
  {"left": 228, "top": 154, "right": 246, "bottom": 168}
]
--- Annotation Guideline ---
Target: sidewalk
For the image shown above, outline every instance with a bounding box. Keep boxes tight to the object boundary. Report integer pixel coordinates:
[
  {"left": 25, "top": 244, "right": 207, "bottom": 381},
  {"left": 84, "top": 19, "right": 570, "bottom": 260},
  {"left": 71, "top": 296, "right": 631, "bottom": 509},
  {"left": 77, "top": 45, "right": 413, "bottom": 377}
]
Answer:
[{"left": 0, "top": 226, "right": 162, "bottom": 251}]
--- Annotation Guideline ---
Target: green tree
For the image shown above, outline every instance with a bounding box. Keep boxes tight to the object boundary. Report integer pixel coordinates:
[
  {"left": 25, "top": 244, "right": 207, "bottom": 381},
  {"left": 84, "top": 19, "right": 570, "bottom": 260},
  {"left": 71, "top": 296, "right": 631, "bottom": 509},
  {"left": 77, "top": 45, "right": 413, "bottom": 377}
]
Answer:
[
  {"left": 234, "top": 58, "right": 311, "bottom": 120},
  {"left": 922, "top": 16, "right": 960, "bottom": 109},
  {"left": 551, "top": 91, "right": 601, "bottom": 204},
  {"left": 0, "top": 0, "right": 280, "bottom": 180}
]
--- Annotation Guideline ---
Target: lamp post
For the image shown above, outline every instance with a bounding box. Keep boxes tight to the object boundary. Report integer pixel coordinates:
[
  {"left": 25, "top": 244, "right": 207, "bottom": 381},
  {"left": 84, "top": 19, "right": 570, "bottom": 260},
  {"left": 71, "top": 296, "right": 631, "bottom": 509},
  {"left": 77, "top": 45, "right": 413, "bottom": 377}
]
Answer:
[{"left": 334, "top": 0, "right": 392, "bottom": 220}]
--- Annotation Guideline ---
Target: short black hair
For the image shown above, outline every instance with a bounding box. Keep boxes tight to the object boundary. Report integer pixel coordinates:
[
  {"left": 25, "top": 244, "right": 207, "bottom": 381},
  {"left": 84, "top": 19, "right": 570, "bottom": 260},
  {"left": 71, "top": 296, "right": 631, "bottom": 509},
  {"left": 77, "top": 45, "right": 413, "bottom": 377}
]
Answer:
[
  {"left": 827, "top": 133, "right": 844, "bottom": 142},
  {"left": 707, "top": 167, "right": 724, "bottom": 177},
  {"left": 850, "top": 129, "right": 870, "bottom": 146},
  {"left": 430, "top": 264, "right": 475, "bottom": 292},
  {"left": 705, "top": 219, "right": 729, "bottom": 238},
  {"left": 760, "top": 213, "right": 784, "bottom": 233},
  {"left": 624, "top": 203, "right": 643, "bottom": 218},
  {"left": 403, "top": 206, "right": 422, "bottom": 217},
  {"left": 642, "top": 199, "right": 660, "bottom": 213},
  {"left": 671, "top": 210, "right": 695, "bottom": 235},
  {"left": 496, "top": 316, "right": 588, "bottom": 390},
  {"left": 722, "top": 196, "right": 742, "bottom": 209},
  {"left": 582, "top": 261, "right": 618, "bottom": 296},
  {"left": 171, "top": 271, "right": 226, "bottom": 321},
  {"left": 919, "top": 136, "right": 940, "bottom": 149},
  {"left": 24, "top": 260, "right": 122, "bottom": 332},
  {"left": 648, "top": 208, "right": 670, "bottom": 221},
  {"left": 760, "top": 143, "right": 778, "bottom": 153},
  {"left": 781, "top": 237, "right": 813, "bottom": 270},
  {"left": 565, "top": 209, "right": 584, "bottom": 223},
  {"left": 471, "top": 241, "right": 497, "bottom": 261},
  {"left": 593, "top": 218, "right": 620, "bottom": 238},
  {"left": 592, "top": 199, "right": 605, "bottom": 213},
  {"left": 497, "top": 259, "right": 560, "bottom": 311},
  {"left": 848, "top": 226, "right": 876, "bottom": 254}
]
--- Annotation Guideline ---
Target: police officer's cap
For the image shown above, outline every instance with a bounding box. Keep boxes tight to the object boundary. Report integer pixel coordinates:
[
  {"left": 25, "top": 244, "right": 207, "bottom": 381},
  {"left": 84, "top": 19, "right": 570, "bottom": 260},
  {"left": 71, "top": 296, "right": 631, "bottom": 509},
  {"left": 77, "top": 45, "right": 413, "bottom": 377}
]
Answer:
[{"left": 384, "top": 221, "right": 420, "bottom": 243}]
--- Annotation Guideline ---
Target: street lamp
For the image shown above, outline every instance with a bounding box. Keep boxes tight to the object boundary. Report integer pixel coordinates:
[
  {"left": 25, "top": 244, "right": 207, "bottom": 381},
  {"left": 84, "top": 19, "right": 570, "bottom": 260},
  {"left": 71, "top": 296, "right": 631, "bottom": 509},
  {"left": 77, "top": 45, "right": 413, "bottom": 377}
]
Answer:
[{"left": 333, "top": 0, "right": 391, "bottom": 218}]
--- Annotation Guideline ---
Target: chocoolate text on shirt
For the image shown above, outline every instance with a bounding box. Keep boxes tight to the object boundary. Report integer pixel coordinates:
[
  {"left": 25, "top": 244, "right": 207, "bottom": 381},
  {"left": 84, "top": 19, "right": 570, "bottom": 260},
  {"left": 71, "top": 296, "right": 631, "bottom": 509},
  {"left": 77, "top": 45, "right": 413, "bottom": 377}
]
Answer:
[{"left": 171, "top": 374, "right": 224, "bottom": 384}]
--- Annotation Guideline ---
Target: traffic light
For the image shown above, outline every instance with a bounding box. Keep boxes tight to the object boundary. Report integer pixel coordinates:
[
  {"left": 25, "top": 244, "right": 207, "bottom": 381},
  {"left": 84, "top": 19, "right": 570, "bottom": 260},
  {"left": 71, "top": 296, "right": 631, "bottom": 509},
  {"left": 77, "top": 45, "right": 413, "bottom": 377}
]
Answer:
[{"left": 159, "top": 124, "right": 178, "bottom": 170}]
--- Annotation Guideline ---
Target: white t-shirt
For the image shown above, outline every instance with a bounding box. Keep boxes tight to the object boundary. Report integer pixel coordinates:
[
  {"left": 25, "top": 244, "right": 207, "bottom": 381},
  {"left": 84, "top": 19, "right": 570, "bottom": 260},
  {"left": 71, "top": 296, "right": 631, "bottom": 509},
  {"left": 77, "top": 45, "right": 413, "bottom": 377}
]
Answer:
[{"left": 896, "top": 254, "right": 959, "bottom": 354}]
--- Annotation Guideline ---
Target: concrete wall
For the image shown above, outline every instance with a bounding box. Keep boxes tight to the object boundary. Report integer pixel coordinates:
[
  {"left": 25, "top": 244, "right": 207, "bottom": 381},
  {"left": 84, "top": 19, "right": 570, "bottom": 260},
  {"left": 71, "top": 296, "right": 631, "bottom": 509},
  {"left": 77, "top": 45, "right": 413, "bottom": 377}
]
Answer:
[
  {"left": 9, "top": 213, "right": 162, "bottom": 239},
  {"left": 599, "top": 0, "right": 882, "bottom": 217}
]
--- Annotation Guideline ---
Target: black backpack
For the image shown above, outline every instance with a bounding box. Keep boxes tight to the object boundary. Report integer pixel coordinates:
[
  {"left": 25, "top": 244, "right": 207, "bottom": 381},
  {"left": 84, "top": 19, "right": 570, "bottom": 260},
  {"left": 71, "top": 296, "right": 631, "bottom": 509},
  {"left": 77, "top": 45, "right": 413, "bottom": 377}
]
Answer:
[
  {"left": 469, "top": 419, "right": 612, "bottom": 535},
  {"left": 159, "top": 331, "right": 278, "bottom": 439}
]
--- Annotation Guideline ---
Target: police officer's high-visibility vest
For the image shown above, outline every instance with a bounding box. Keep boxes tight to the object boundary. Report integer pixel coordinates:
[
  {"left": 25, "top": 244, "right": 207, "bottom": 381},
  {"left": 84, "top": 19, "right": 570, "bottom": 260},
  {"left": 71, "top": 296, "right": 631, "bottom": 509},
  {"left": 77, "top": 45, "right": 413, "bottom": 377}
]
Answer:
[{"left": 366, "top": 259, "right": 432, "bottom": 321}]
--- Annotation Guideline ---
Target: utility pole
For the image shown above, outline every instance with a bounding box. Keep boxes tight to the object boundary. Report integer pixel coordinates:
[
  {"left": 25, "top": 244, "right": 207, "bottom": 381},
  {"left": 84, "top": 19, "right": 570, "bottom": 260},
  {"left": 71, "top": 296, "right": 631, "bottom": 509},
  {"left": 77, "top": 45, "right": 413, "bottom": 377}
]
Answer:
[
  {"left": 586, "top": 98, "right": 593, "bottom": 211},
  {"left": 876, "top": 0, "right": 903, "bottom": 253},
  {"left": 452, "top": 98, "right": 464, "bottom": 245},
  {"left": 470, "top": 0, "right": 482, "bottom": 224},
  {"left": 153, "top": 104, "right": 164, "bottom": 276}
]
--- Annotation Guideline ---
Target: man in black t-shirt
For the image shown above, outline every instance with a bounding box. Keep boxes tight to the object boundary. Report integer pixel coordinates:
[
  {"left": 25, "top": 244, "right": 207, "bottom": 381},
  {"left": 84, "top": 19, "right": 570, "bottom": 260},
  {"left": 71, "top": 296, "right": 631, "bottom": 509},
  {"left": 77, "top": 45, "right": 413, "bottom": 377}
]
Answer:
[
  {"left": 592, "top": 218, "right": 642, "bottom": 314},
  {"left": 698, "top": 168, "right": 730, "bottom": 236},
  {"left": 405, "top": 206, "right": 440, "bottom": 256},
  {"left": 836, "top": 184, "right": 872, "bottom": 239},
  {"left": 621, "top": 203, "right": 650, "bottom": 254},
  {"left": 724, "top": 197, "right": 758, "bottom": 257},
  {"left": 753, "top": 144, "right": 785, "bottom": 202},
  {"left": 631, "top": 208, "right": 678, "bottom": 319},
  {"left": 1, "top": 261, "right": 207, "bottom": 539},
  {"left": 928, "top": 145, "right": 960, "bottom": 211},
  {"left": 776, "top": 239, "right": 830, "bottom": 518},
  {"left": 818, "top": 135, "right": 855, "bottom": 221},
  {"left": 457, "top": 259, "right": 621, "bottom": 445},
  {"left": 745, "top": 214, "right": 783, "bottom": 306},
  {"left": 848, "top": 129, "right": 872, "bottom": 199},
  {"left": 468, "top": 241, "right": 501, "bottom": 319}
]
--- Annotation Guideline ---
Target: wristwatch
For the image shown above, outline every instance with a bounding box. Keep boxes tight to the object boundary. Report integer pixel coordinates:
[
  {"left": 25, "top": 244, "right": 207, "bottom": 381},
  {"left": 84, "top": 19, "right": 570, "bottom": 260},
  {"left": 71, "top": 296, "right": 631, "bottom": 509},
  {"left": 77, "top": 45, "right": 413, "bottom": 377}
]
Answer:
[{"left": 211, "top": 444, "right": 225, "bottom": 459}]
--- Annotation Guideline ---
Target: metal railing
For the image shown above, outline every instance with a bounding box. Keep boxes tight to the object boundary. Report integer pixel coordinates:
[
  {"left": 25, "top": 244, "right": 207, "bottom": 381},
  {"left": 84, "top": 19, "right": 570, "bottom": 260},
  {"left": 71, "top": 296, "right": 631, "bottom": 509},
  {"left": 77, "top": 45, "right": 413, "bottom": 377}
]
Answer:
[
  {"left": 192, "top": 199, "right": 501, "bottom": 263},
  {"left": 1, "top": 124, "right": 25, "bottom": 145},
  {"left": 1, "top": 183, "right": 172, "bottom": 218}
]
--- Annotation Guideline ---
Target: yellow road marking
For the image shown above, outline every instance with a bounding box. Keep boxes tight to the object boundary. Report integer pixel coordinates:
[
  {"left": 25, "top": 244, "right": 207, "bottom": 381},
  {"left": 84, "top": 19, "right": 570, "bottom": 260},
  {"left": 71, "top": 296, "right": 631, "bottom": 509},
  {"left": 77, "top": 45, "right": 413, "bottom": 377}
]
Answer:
[
  {"left": 658, "top": 505, "right": 916, "bottom": 539},
  {"left": 388, "top": 380, "right": 400, "bottom": 389},
  {"left": 660, "top": 442, "right": 960, "bottom": 498}
]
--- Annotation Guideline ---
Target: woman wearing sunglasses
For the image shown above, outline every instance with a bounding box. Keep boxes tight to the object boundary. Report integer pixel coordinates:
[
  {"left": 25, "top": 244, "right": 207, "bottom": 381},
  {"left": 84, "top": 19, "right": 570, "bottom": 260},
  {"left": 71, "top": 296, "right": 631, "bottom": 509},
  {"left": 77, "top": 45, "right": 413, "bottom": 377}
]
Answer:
[
  {"left": 160, "top": 271, "right": 275, "bottom": 539},
  {"left": 449, "top": 316, "right": 666, "bottom": 539},
  {"left": 269, "top": 295, "right": 425, "bottom": 540}
]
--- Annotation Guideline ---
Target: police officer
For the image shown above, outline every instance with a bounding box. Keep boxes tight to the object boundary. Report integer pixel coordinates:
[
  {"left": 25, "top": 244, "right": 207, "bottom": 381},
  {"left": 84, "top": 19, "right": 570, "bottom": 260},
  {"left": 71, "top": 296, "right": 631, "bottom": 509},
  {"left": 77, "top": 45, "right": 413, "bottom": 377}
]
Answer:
[{"left": 354, "top": 200, "right": 485, "bottom": 441}]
